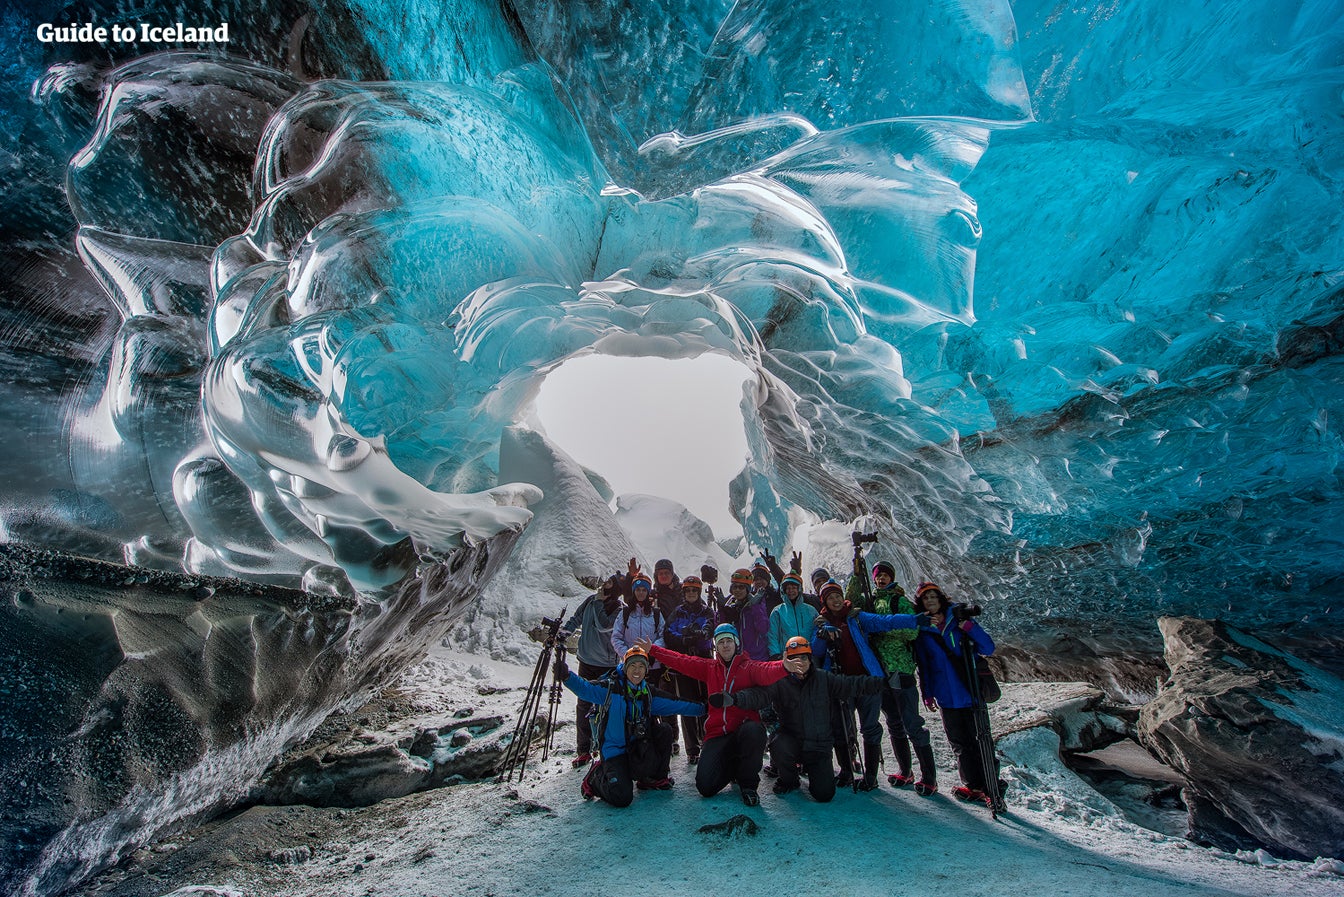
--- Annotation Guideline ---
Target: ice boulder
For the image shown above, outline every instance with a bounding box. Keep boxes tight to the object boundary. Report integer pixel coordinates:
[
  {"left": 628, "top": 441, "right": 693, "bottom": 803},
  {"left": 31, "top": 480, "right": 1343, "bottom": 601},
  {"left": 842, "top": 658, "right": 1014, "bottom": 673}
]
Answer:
[{"left": 1137, "top": 616, "right": 1344, "bottom": 860}]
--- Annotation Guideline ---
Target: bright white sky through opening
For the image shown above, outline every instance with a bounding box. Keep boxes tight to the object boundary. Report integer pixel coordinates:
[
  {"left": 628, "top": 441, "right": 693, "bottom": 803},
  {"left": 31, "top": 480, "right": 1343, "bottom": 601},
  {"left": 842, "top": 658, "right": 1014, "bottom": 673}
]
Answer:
[{"left": 534, "top": 354, "right": 753, "bottom": 538}]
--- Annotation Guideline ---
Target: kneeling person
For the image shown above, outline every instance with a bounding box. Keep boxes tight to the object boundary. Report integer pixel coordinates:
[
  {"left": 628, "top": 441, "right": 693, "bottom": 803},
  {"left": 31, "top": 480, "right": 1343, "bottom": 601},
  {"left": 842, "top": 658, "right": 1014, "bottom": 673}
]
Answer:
[
  {"left": 714, "top": 637, "right": 884, "bottom": 803},
  {"left": 556, "top": 646, "right": 705, "bottom": 807},
  {"left": 640, "top": 624, "right": 786, "bottom": 806}
]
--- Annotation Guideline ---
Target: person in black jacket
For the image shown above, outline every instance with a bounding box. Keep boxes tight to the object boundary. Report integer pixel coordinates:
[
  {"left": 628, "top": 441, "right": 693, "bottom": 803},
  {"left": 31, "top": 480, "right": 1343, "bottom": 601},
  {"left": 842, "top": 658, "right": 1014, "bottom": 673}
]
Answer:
[
  {"left": 662, "top": 575, "right": 716, "bottom": 762},
  {"left": 712, "top": 636, "right": 884, "bottom": 803}
]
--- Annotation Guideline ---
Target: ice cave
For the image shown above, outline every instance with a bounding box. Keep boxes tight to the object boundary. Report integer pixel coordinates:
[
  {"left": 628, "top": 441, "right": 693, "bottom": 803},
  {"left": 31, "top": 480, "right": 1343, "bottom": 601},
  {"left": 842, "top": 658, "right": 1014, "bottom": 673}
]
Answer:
[{"left": 1, "top": 1, "right": 1342, "bottom": 895}]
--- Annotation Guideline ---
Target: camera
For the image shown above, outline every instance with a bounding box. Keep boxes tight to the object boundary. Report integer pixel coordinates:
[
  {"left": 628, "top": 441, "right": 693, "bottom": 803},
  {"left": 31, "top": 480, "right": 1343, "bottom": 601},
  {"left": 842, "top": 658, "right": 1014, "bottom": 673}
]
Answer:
[
  {"left": 851, "top": 531, "right": 878, "bottom": 546},
  {"left": 701, "top": 564, "right": 719, "bottom": 584},
  {"left": 952, "top": 604, "right": 983, "bottom": 622}
]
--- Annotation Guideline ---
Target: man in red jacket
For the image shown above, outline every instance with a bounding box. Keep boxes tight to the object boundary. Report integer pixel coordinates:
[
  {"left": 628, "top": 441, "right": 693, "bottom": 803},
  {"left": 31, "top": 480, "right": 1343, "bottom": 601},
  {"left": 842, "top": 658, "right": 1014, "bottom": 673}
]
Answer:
[{"left": 636, "top": 624, "right": 786, "bottom": 806}]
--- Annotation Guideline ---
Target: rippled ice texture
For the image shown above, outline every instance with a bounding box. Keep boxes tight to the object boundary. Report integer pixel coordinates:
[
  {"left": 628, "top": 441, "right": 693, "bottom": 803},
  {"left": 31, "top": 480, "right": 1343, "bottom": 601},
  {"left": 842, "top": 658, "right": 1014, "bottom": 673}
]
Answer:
[{"left": 3, "top": 0, "right": 1342, "bottom": 626}]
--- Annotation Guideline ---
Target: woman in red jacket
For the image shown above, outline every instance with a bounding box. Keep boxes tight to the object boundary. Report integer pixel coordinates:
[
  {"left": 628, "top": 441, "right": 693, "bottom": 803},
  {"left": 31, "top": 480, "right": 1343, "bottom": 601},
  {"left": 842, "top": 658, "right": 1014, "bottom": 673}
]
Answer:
[{"left": 637, "top": 624, "right": 786, "bottom": 806}]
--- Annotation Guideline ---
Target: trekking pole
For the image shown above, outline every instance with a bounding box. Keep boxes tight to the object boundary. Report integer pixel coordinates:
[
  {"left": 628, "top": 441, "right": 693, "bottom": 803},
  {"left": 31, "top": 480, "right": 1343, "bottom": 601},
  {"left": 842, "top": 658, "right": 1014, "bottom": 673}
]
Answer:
[
  {"left": 962, "top": 636, "right": 1004, "bottom": 817},
  {"left": 542, "top": 642, "right": 568, "bottom": 761},
  {"left": 827, "top": 640, "right": 863, "bottom": 793}
]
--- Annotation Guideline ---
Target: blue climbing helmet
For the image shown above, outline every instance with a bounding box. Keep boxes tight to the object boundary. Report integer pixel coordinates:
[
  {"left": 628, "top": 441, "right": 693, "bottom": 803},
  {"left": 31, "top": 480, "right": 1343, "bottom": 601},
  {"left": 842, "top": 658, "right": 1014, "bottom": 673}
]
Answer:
[{"left": 712, "top": 623, "right": 740, "bottom": 646}]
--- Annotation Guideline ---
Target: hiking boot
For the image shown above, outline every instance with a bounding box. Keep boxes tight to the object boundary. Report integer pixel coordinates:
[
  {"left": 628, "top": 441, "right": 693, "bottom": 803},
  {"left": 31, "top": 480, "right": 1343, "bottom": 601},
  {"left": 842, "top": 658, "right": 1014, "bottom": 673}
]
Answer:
[
  {"left": 687, "top": 753, "right": 699, "bottom": 765},
  {"left": 888, "top": 773, "right": 915, "bottom": 787},
  {"left": 771, "top": 780, "right": 798, "bottom": 796},
  {"left": 637, "top": 776, "right": 674, "bottom": 791},
  {"left": 858, "top": 743, "right": 880, "bottom": 791},
  {"left": 835, "top": 769, "right": 854, "bottom": 788},
  {"left": 914, "top": 780, "right": 938, "bottom": 797},
  {"left": 571, "top": 753, "right": 592, "bottom": 769},
  {"left": 671, "top": 743, "right": 680, "bottom": 756},
  {"left": 581, "top": 773, "right": 596, "bottom": 801},
  {"left": 741, "top": 788, "right": 760, "bottom": 807},
  {"left": 953, "top": 785, "right": 987, "bottom": 803}
]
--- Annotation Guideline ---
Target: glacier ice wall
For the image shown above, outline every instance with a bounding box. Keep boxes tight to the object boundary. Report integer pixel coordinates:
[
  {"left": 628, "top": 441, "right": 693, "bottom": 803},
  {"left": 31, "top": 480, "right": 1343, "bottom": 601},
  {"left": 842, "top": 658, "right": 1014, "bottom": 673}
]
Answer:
[{"left": 1, "top": 0, "right": 1341, "bottom": 635}]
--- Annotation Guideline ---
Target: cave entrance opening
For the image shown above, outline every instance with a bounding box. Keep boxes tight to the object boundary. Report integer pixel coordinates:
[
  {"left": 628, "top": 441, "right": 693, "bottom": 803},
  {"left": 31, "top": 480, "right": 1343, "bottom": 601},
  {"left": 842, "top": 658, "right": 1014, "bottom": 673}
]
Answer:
[{"left": 533, "top": 353, "right": 754, "bottom": 540}]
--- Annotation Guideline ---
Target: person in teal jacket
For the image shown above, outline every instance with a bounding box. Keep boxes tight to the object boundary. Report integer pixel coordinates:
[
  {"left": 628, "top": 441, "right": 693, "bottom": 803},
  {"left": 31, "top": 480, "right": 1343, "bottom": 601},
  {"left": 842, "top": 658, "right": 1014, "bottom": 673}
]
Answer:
[
  {"left": 767, "top": 573, "right": 822, "bottom": 659},
  {"left": 556, "top": 645, "right": 704, "bottom": 807}
]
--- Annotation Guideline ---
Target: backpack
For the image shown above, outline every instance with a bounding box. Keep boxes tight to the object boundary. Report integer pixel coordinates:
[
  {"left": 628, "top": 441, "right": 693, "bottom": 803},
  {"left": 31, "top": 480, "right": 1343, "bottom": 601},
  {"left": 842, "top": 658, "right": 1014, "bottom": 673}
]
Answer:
[
  {"left": 591, "top": 674, "right": 655, "bottom": 757},
  {"left": 621, "top": 603, "right": 662, "bottom": 630},
  {"left": 938, "top": 631, "right": 1001, "bottom": 704}
]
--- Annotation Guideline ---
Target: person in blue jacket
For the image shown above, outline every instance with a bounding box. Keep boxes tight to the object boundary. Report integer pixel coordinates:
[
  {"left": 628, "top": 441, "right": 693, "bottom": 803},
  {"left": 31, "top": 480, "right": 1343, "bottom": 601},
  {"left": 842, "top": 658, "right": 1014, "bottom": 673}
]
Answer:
[
  {"left": 811, "top": 580, "right": 927, "bottom": 790},
  {"left": 912, "top": 580, "right": 997, "bottom": 803},
  {"left": 555, "top": 645, "right": 705, "bottom": 808}
]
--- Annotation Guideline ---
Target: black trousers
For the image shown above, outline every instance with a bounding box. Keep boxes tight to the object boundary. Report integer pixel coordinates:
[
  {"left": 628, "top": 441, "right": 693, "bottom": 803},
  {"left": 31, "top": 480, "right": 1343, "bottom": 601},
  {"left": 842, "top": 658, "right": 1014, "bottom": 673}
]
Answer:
[
  {"left": 586, "top": 720, "right": 675, "bottom": 808},
  {"left": 695, "top": 721, "right": 767, "bottom": 796},
  {"left": 941, "top": 706, "right": 996, "bottom": 791},
  {"left": 670, "top": 671, "right": 707, "bottom": 758},
  {"left": 769, "top": 732, "right": 837, "bottom": 803},
  {"left": 650, "top": 668, "right": 681, "bottom": 748},
  {"left": 574, "top": 660, "right": 616, "bottom": 755}
]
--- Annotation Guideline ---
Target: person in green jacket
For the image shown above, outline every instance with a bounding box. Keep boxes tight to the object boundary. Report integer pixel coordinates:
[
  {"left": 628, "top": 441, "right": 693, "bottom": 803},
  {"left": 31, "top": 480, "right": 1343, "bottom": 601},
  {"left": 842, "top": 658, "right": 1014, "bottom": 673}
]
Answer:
[{"left": 846, "top": 559, "right": 937, "bottom": 794}]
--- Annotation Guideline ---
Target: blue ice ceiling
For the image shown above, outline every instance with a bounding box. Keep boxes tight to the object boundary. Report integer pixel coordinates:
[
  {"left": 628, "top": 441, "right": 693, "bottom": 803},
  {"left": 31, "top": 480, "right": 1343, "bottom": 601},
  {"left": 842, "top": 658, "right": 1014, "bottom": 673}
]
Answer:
[{"left": 1, "top": 0, "right": 1341, "bottom": 628}]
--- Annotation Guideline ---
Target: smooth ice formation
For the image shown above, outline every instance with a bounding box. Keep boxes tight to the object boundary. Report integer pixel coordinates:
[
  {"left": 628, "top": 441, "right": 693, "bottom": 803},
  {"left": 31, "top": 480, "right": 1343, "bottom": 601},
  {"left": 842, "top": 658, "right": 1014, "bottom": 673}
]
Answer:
[{"left": 3, "top": 0, "right": 1342, "bottom": 628}]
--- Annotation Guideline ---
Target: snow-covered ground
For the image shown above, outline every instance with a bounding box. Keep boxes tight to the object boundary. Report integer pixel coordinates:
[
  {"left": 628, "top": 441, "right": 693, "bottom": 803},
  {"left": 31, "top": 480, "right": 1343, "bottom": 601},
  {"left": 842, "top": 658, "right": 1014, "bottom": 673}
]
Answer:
[{"left": 77, "top": 640, "right": 1343, "bottom": 897}]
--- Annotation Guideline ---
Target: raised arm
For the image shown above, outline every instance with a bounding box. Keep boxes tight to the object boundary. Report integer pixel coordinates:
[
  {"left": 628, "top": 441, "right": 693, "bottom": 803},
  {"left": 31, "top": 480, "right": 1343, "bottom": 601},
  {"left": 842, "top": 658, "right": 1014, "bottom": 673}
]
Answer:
[{"left": 648, "top": 644, "right": 713, "bottom": 681}]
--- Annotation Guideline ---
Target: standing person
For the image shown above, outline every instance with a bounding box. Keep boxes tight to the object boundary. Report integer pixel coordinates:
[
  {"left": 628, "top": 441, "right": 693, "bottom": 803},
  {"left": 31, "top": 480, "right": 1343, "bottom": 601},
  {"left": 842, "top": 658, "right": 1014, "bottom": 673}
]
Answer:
[
  {"left": 650, "top": 558, "right": 683, "bottom": 619},
  {"left": 913, "top": 581, "right": 998, "bottom": 804},
  {"left": 749, "top": 560, "right": 782, "bottom": 614},
  {"left": 662, "top": 575, "right": 716, "bottom": 762},
  {"left": 612, "top": 572, "right": 665, "bottom": 671},
  {"left": 640, "top": 624, "right": 786, "bottom": 806},
  {"left": 716, "top": 637, "right": 885, "bottom": 803},
  {"left": 767, "top": 573, "right": 821, "bottom": 660},
  {"left": 558, "top": 574, "right": 622, "bottom": 768},
  {"left": 555, "top": 646, "right": 705, "bottom": 807},
  {"left": 648, "top": 557, "right": 685, "bottom": 754},
  {"left": 846, "top": 560, "right": 938, "bottom": 793},
  {"left": 719, "top": 568, "right": 771, "bottom": 661},
  {"left": 812, "top": 580, "right": 926, "bottom": 790}
]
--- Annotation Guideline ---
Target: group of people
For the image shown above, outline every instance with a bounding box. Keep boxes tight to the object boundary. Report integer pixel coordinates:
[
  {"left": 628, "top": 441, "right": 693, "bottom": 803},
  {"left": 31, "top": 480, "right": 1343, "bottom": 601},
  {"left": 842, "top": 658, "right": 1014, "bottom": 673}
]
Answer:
[{"left": 551, "top": 553, "right": 998, "bottom": 809}]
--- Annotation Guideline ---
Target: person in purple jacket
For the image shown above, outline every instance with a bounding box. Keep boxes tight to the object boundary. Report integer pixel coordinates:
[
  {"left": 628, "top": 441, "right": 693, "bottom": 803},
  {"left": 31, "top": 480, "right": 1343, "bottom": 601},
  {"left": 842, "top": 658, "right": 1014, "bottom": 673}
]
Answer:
[
  {"left": 912, "top": 581, "right": 998, "bottom": 804},
  {"left": 719, "top": 568, "right": 771, "bottom": 661}
]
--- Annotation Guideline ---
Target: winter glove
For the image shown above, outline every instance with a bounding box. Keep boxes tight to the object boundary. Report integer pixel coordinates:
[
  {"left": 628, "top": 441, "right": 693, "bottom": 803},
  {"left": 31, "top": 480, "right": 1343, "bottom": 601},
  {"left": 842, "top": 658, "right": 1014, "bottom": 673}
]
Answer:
[
  {"left": 959, "top": 619, "right": 975, "bottom": 633},
  {"left": 708, "top": 691, "right": 735, "bottom": 708},
  {"left": 914, "top": 612, "right": 931, "bottom": 628},
  {"left": 923, "top": 696, "right": 938, "bottom": 711},
  {"left": 553, "top": 658, "right": 569, "bottom": 680},
  {"left": 820, "top": 624, "right": 841, "bottom": 642},
  {"left": 789, "top": 550, "right": 803, "bottom": 573}
]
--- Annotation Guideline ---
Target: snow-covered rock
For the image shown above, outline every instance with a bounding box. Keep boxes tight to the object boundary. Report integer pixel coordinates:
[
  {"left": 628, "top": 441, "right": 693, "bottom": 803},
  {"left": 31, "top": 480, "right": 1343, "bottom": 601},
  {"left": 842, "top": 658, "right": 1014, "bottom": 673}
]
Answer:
[
  {"left": 446, "top": 427, "right": 638, "bottom": 661},
  {"left": 614, "top": 493, "right": 736, "bottom": 574}
]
